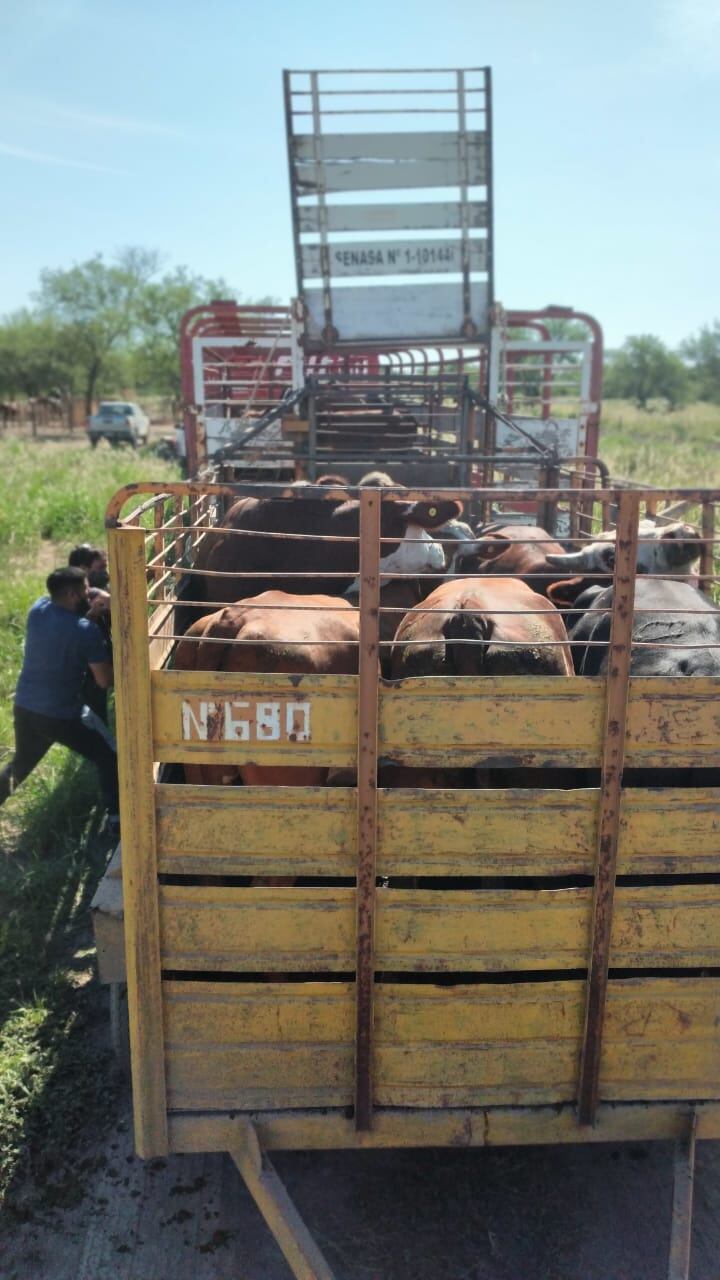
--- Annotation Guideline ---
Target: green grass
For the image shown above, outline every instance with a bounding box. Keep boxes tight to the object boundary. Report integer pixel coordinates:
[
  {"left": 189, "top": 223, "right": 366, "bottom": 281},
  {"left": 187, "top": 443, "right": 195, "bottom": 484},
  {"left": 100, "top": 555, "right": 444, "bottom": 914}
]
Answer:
[
  {"left": 600, "top": 399, "right": 720, "bottom": 487},
  {"left": 0, "top": 439, "right": 179, "bottom": 1219}
]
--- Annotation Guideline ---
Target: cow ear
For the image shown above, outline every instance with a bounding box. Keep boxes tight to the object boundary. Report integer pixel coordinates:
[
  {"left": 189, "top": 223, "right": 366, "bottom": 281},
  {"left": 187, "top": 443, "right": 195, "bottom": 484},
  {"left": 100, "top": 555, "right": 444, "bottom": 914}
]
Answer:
[
  {"left": 546, "top": 576, "right": 588, "bottom": 606},
  {"left": 400, "top": 499, "right": 464, "bottom": 527}
]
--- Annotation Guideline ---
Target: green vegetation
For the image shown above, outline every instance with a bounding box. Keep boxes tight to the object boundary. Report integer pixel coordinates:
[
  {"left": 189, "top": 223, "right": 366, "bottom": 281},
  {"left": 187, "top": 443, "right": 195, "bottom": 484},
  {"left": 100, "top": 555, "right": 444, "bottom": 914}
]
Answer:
[
  {"left": 0, "top": 440, "right": 179, "bottom": 1218},
  {"left": 0, "top": 247, "right": 274, "bottom": 413},
  {"left": 603, "top": 336, "right": 689, "bottom": 409},
  {"left": 601, "top": 399, "right": 720, "bottom": 487}
]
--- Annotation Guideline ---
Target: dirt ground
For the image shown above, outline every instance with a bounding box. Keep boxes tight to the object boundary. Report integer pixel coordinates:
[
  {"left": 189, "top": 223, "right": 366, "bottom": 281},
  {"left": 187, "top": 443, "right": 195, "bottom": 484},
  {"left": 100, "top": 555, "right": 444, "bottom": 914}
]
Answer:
[{"left": 3, "top": 1075, "right": 720, "bottom": 1280}]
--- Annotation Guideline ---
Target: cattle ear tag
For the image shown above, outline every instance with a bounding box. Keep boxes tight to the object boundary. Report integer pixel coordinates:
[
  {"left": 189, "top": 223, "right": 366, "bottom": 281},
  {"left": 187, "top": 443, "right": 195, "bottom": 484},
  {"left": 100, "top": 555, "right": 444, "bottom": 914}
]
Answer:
[{"left": 428, "top": 506, "right": 437, "bottom": 518}]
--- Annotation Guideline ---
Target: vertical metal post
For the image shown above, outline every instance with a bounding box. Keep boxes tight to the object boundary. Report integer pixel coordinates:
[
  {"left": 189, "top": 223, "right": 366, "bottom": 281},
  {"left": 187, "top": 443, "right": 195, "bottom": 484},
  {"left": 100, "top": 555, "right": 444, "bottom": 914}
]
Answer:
[
  {"left": 309, "top": 72, "right": 334, "bottom": 345},
  {"left": 578, "top": 491, "right": 640, "bottom": 1126},
  {"left": 667, "top": 1113, "right": 697, "bottom": 1280},
  {"left": 700, "top": 501, "right": 715, "bottom": 598},
  {"left": 354, "top": 489, "right": 380, "bottom": 1131},
  {"left": 457, "top": 69, "right": 472, "bottom": 334},
  {"left": 307, "top": 391, "right": 318, "bottom": 482},
  {"left": 484, "top": 66, "right": 495, "bottom": 315}
]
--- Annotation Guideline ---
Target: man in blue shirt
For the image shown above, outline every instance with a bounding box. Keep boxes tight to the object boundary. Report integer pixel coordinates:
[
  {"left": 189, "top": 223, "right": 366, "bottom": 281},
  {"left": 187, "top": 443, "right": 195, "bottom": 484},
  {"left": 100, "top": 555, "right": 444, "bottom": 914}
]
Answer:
[{"left": 0, "top": 566, "right": 119, "bottom": 827}]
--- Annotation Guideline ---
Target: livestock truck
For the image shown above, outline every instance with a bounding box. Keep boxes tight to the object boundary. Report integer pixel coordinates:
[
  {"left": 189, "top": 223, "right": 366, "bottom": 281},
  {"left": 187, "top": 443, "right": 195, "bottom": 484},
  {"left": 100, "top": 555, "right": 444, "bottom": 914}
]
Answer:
[{"left": 93, "top": 68, "right": 719, "bottom": 1279}]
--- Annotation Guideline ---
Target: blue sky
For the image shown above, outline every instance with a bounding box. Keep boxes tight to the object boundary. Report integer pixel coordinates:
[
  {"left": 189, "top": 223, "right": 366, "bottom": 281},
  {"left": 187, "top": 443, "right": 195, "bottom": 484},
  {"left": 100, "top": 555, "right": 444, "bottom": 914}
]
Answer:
[{"left": 0, "top": 0, "right": 718, "bottom": 348}]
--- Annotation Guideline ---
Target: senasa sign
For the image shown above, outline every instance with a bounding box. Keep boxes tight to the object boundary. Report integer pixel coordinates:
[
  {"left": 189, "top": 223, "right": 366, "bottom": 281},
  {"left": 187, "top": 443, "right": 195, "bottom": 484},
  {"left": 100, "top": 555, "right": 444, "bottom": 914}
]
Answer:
[{"left": 181, "top": 697, "right": 311, "bottom": 744}]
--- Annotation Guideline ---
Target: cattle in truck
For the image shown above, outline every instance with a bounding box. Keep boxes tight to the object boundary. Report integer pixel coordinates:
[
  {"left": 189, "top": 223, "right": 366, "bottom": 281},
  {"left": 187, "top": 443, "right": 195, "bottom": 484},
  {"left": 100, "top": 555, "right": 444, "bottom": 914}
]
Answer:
[{"left": 192, "top": 492, "right": 464, "bottom": 606}]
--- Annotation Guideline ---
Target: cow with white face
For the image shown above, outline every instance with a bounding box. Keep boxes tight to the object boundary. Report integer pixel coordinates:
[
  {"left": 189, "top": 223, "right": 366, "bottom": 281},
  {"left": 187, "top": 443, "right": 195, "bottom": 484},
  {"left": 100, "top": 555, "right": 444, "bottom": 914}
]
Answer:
[
  {"left": 193, "top": 490, "right": 464, "bottom": 607},
  {"left": 545, "top": 519, "right": 701, "bottom": 579}
]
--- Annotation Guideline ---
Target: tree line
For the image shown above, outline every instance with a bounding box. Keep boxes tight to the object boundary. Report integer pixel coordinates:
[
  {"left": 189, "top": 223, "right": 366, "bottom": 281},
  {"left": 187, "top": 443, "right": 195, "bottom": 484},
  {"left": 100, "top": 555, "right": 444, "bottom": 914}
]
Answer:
[
  {"left": 0, "top": 247, "right": 718, "bottom": 414},
  {"left": 0, "top": 247, "right": 257, "bottom": 415}
]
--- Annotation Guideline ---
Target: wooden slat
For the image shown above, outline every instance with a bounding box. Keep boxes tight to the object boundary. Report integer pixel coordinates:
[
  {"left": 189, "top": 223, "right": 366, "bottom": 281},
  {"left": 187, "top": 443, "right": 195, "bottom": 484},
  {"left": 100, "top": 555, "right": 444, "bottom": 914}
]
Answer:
[
  {"left": 304, "top": 281, "right": 490, "bottom": 343},
  {"left": 169, "top": 1099, "right": 720, "bottom": 1153},
  {"left": 380, "top": 675, "right": 603, "bottom": 767},
  {"left": 158, "top": 884, "right": 720, "bottom": 972},
  {"left": 155, "top": 784, "right": 356, "bottom": 876},
  {"left": 296, "top": 158, "right": 484, "bottom": 193},
  {"left": 580, "top": 490, "right": 640, "bottom": 1124},
  {"left": 108, "top": 528, "right": 168, "bottom": 1157},
  {"left": 163, "top": 977, "right": 720, "bottom": 1112},
  {"left": 298, "top": 201, "right": 489, "bottom": 233},
  {"left": 378, "top": 676, "right": 720, "bottom": 768},
  {"left": 293, "top": 130, "right": 487, "bottom": 164},
  {"left": 154, "top": 672, "right": 720, "bottom": 772},
  {"left": 155, "top": 784, "right": 720, "bottom": 879},
  {"left": 151, "top": 670, "right": 357, "bottom": 767},
  {"left": 301, "top": 238, "right": 488, "bottom": 279},
  {"left": 294, "top": 132, "right": 487, "bottom": 194}
]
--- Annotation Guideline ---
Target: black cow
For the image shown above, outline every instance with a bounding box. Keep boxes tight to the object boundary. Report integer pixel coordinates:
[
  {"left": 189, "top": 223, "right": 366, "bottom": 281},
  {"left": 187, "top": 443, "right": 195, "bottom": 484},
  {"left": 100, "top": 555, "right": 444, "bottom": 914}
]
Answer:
[{"left": 570, "top": 578, "right": 720, "bottom": 676}]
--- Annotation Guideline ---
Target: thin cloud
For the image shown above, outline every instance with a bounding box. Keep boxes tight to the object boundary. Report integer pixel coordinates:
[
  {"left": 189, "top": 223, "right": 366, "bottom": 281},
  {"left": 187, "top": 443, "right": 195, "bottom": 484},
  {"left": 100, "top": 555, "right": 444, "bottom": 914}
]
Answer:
[
  {"left": 33, "top": 100, "right": 185, "bottom": 139},
  {"left": 0, "top": 140, "right": 132, "bottom": 175},
  {"left": 0, "top": 93, "right": 186, "bottom": 140}
]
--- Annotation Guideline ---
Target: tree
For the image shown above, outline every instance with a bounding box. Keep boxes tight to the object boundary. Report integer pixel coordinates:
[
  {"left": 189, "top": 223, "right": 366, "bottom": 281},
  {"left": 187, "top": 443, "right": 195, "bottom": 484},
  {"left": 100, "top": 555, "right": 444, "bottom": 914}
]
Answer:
[
  {"left": 603, "top": 335, "right": 689, "bottom": 409},
  {"left": 681, "top": 321, "right": 720, "bottom": 403},
  {"left": 133, "top": 266, "right": 234, "bottom": 404},
  {"left": 34, "top": 247, "right": 160, "bottom": 413},
  {"left": 0, "top": 311, "right": 77, "bottom": 399}
]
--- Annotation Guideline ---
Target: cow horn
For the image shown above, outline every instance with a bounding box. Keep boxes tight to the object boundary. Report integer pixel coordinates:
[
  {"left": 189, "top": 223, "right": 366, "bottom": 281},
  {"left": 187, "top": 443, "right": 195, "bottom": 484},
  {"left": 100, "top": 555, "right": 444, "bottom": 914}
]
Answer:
[{"left": 545, "top": 551, "right": 589, "bottom": 570}]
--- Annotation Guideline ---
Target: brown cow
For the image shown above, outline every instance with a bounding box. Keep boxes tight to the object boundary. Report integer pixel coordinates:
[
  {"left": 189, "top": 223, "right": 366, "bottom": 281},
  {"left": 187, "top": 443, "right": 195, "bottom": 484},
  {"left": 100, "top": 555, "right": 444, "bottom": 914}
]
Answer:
[
  {"left": 173, "top": 591, "right": 359, "bottom": 788},
  {"left": 452, "top": 523, "right": 569, "bottom": 598},
  {"left": 391, "top": 576, "right": 573, "bottom": 678},
  {"left": 388, "top": 576, "right": 573, "bottom": 796},
  {"left": 194, "top": 492, "right": 464, "bottom": 606}
]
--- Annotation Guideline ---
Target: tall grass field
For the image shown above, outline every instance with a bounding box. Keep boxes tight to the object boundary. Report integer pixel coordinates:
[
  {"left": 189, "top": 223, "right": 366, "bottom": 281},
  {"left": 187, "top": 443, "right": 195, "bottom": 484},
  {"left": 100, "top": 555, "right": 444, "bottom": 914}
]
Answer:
[
  {"left": 0, "top": 439, "right": 178, "bottom": 1219},
  {"left": 0, "top": 402, "right": 718, "bottom": 1218}
]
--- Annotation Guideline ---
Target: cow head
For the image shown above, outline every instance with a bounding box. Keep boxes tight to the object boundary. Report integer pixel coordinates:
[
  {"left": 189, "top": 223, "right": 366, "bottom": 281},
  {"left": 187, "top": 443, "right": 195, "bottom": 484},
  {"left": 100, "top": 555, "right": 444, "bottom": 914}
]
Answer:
[
  {"left": 343, "top": 497, "right": 464, "bottom": 591},
  {"left": 545, "top": 520, "right": 702, "bottom": 577}
]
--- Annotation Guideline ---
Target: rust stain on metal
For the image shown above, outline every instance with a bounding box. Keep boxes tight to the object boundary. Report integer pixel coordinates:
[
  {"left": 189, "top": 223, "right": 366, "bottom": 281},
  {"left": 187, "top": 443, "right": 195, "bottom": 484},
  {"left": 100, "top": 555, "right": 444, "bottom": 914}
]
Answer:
[
  {"left": 578, "top": 491, "right": 640, "bottom": 1127},
  {"left": 355, "top": 490, "right": 381, "bottom": 1132}
]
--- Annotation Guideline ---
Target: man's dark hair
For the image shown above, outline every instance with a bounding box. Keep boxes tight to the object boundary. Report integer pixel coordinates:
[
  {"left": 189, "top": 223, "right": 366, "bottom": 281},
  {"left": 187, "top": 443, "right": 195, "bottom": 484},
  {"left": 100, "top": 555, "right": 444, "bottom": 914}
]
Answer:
[
  {"left": 68, "top": 543, "right": 104, "bottom": 569},
  {"left": 47, "top": 566, "right": 87, "bottom": 599}
]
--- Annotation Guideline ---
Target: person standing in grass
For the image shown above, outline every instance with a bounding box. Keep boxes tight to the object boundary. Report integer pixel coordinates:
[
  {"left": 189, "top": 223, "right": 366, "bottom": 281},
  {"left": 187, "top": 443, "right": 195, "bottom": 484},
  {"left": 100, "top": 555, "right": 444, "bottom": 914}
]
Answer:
[{"left": 0, "top": 566, "right": 119, "bottom": 832}]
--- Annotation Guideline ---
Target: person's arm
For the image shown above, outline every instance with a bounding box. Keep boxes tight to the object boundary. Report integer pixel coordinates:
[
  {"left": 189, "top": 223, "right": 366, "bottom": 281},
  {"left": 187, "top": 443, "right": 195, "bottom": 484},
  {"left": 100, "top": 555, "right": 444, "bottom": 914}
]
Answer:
[
  {"left": 88, "top": 660, "right": 114, "bottom": 689},
  {"left": 86, "top": 589, "right": 111, "bottom": 621}
]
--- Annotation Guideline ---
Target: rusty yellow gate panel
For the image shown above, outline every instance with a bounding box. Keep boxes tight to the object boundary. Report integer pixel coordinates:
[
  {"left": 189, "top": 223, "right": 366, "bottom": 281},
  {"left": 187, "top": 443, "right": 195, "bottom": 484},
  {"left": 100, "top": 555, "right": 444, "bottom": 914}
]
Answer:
[
  {"left": 106, "top": 480, "right": 720, "bottom": 1195},
  {"left": 162, "top": 977, "right": 720, "bottom": 1113}
]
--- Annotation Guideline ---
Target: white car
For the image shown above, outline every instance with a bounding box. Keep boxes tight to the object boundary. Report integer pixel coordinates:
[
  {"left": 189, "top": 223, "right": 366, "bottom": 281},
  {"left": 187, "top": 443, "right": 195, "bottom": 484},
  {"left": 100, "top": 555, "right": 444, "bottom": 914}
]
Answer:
[{"left": 88, "top": 401, "right": 150, "bottom": 448}]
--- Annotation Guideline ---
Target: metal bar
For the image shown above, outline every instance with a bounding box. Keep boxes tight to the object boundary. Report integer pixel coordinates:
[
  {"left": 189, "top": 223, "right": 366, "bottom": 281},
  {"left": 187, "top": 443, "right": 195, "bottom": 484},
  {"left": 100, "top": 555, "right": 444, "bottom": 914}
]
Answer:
[
  {"left": 230, "top": 1121, "right": 337, "bottom": 1280},
  {"left": 667, "top": 1113, "right": 697, "bottom": 1280},
  {"left": 700, "top": 501, "right": 715, "bottom": 598},
  {"left": 354, "top": 488, "right": 380, "bottom": 1132},
  {"left": 309, "top": 71, "right": 334, "bottom": 344},
  {"left": 577, "top": 491, "right": 640, "bottom": 1127},
  {"left": 284, "top": 70, "right": 305, "bottom": 304},
  {"left": 484, "top": 67, "right": 495, "bottom": 317}
]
